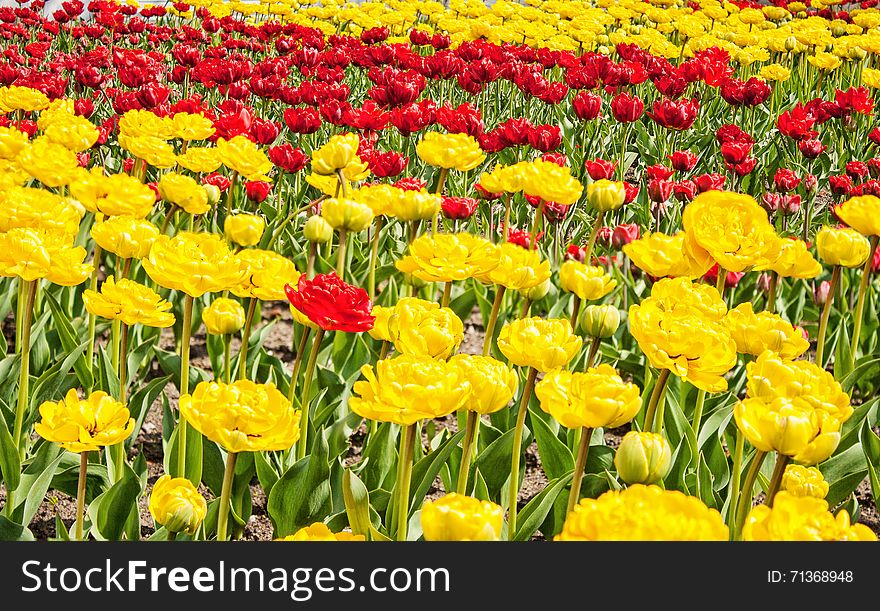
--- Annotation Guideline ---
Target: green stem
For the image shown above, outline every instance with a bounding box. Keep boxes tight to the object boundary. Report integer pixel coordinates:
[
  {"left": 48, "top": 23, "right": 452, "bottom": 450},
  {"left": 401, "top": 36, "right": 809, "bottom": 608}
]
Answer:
[
  {"left": 727, "top": 431, "right": 747, "bottom": 539},
  {"left": 689, "top": 388, "right": 707, "bottom": 470},
  {"left": 75, "top": 451, "right": 88, "bottom": 541},
  {"left": 585, "top": 336, "right": 601, "bottom": 369},
  {"left": 177, "top": 294, "right": 194, "bottom": 479},
  {"left": 367, "top": 217, "right": 383, "bottom": 300},
  {"left": 224, "top": 171, "right": 238, "bottom": 219},
  {"left": 287, "top": 327, "right": 312, "bottom": 404},
  {"left": 583, "top": 210, "right": 606, "bottom": 264},
  {"left": 456, "top": 411, "right": 479, "bottom": 495},
  {"left": 482, "top": 286, "right": 506, "bottom": 357},
  {"left": 508, "top": 367, "right": 538, "bottom": 539},
  {"left": 733, "top": 450, "right": 768, "bottom": 540},
  {"left": 566, "top": 427, "right": 592, "bottom": 515},
  {"left": 569, "top": 296, "right": 582, "bottom": 330},
  {"left": 396, "top": 423, "right": 416, "bottom": 541},
  {"left": 441, "top": 281, "right": 452, "bottom": 308},
  {"left": 766, "top": 272, "right": 779, "bottom": 314},
  {"left": 643, "top": 368, "right": 671, "bottom": 434},
  {"left": 815, "top": 265, "right": 840, "bottom": 367},
  {"left": 765, "top": 453, "right": 789, "bottom": 508},
  {"left": 12, "top": 280, "right": 36, "bottom": 461},
  {"left": 715, "top": 266, "right": 727, "bottom": 296},
  {"left": 335, "top": 228, "right": 348, "bottom": 278},
  {"left": 223, "top": 334, "right": 231, "bottom": 383},
  {"left": 850, "top": 235, "right": 879, "bottom": 357},
  {"left": 306, "top": 242, "right": 317, "bottom": 280},
  {"left": 238, "top": 298, "right": 258, "bottom": 380},
  {"left": 216, "top": 451, "right": 238, "bottom": 541},
  {"left": 296, "top": 327, "right": 325, "bottom": 461}
]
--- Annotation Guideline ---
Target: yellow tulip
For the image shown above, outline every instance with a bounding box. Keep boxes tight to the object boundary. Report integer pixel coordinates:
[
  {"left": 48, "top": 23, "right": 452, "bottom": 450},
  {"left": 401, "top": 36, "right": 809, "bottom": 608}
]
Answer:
[
  {"left": 202, "top": 297, "right": 246, "bottom": 335},
  {"left": 536, "top": 364, "right": 641, "bottom": 429},
  {"left": 421, "top": 494, "right": 503, "bottom": 541},
  {"left": 497, "top": 317, "right": 581, "bottom": 372},
  {"left": 149, "top": 475, "right": 207, "bottom": 535},
  {"left": 83, "top": 276, "right": 175, "bottom": 327},
  {"left": 34, "top": 389, "right": 134, "bottom": 453}
]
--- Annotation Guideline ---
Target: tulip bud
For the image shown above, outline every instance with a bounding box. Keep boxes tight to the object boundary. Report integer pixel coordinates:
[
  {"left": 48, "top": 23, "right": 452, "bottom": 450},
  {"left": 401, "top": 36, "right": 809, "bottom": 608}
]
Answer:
[
  {"left": 784, "top": 36, "right": 798, "bottom": 51},
  {"left": 803, "top": 173, "right": 818, "bottom": 198},
  {"left": 202, "top": 297, "right": 246, "bottom": 335},
  {"left": 850, "top": 46, "right": 867, "bottom": 61},
  {"left": 756, "top": 272, "right": 773, "bottom": 293},
  {"left": 321, "top": 197, "right": 374, "bottom": 232},
  {"left": 520, "top": 278, "right": 552, "bottom": 301},
  {"left": 614, "top": 431, "right": 672, "bottom": 485},
  {"left": 224, "top": 213, "right": 266, "bottom": 247},
  {"left": 204, "top": 184, "right": 221, "bottom": 205},
  {"left": 587, "top": 179, "right": 626, "bottom": 212},
  {"left": 580, "top": 304, "right": 620, "bottom": 339},
  {"left": 304, "top": 215, "right": 333, "bottom": 243},
  {"left": 148, "top": 475, "right": 207, "bottom": 536},
  {"left": 813, "top": 280, "right": 831, "bottom": 307}
]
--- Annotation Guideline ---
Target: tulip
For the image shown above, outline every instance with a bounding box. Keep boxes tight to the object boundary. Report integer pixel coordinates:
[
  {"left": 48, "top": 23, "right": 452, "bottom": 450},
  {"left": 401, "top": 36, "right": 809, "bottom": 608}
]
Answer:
[
  {"left": 614, "top": 431, "right": 672, "bottom": 485},
  {"left": 304, "top": 215, "right": 333, "bottom": 244},
  {"left": 421, "top": 494, "right": 503, "bottom": 541},
  {"left": 149, "top": 475, "right": 207, "bottom": 537},
  {"left": 743, "top": 492, "right": 876, "bottom": 541},
  {"left": 224, "top": 214, "right": 266, "bottom": 247},
  {"left": 557, "top": 485, "right": 728, "bottom": 541},
  {"left": 781, "top": 465, "right": 829, "bottom": 500},
  {"left": 279, "top": 523, "right": 365, "bottom": 541}
]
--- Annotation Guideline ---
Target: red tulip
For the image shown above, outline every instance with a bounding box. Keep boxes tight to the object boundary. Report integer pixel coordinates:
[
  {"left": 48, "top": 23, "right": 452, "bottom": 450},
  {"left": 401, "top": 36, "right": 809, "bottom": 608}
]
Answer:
[
  {"left": 773, "top": 168, "right": 801, "bottom": 193},
  {"left": 610, "top": 92, "right": 644, "bottom": 123},
  {"left": 268, "top": 144, "right": 308, "bottom": 174},
  {"left": 673, "top": 180, "right": 697, "bottom": 202},
  {"left": 668, "top": 150, "right": 698, "bottom": 172},
  {"left": 647, "top": 97, "right": 698, "bottom": 130},
  {"left": 441, "top": 196, "right": 479, "bottom": 220},
  {"left": 245, "top": 181, "right": 271, "bottom": 203},
  {"left": 798, "top": 139, "right": 826, "bottom": 159},
  {"left": 284, "top": 273, "right": 375, "bottom": 333},
  {"left": 572, "top": 91, "right": 601, "bottom": 120},
  {"left": 645, "top": 164, "right": 674, "bottom": 181},
  {"left": 367, "top": 150, "right": 408, "bottom": 178},
  {"left": 693, "top": 173, "right": 726, "bottom": 193},
  {"left": 584, "top": 158, "right": 617, "bottom": 180},
  {"left": 611, "top": 224, "right": 640, "bottom": 249}
]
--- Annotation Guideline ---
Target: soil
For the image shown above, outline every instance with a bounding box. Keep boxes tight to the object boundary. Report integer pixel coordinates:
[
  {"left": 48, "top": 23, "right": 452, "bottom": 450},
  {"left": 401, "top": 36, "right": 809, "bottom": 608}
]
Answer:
[{"left": 4, "top": 303, "right": 880, "bottom": 540}]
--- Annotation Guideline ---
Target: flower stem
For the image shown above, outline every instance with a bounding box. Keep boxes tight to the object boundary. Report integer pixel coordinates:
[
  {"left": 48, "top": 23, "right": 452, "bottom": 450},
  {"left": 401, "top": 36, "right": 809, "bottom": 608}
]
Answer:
[
  {"left": 223, "top": 334, "right": 231, "bottom": 384},
  {"left": 287, "top": 326, "right": 311, "bottom": 405},
  {"left": 441, "top": 281, "right": 452, "bottom": 308},
  {"left": 733, "top": 450, "right": 768, "bottom": 540},
  {"left": 766, "top": 272, "right": 779, "bottom": 314},
  {"left": 396, "top": 423, "right": 417, "bottom": 541},
  {"left": 569, "top": 296, "right": 582, "bottom": 329},
  {"left": 850, "top": 235, "right": 879, "bottom": 357},
  {"left": 296, "top": 327, "right": 325, "bottom": 461},
  {"left": 585, "top": 336, "right": 601, "bottom": 370},
  {"left": 12, "top": 279, "right": 37, "bottom": 461},
  {"left": 238, "top": 297, "right": 258, "bottom": 380},
  {"left": 482, "top": 286, "right": 506, "bottom": 357},
  {"left": 335, "top": 228, "right": 348, "bottom": 278},
  {"left": 508, "top": 367, "right": 538, "bottom": 540},
  {"left": 643, "top": 368, "right": 671, "bottom": 434},
  {"left": 216, "top": 451, "right": 238, "bottom": 541},
  {"left": 75, "top": 451, "right": 89, "bottom": 541},
  {"left": 765, "top": 453, "right": 789, "bottom": 508},
  {"left": 456, "top": 411, "right": 479, "bottom": 495},
  {"left": 566, "top": 426, "right": 592, "bottom": 515},
  {"left": 367, "top": 217, "right": 384, "bottom": 300},
  {"left": 86, "top": 246, "right": 102, "bottom": 383},
  {"left": 815, "top": 265, "right": 840, "bottom": 367},
  {"left": 715, "top": 266, "right": 727, "bottom": 296},
  {"left": 177, "top": 294, "right": 194, "bottom": 479},
  {"left": 224, "top": 171, "right": 238, "bottom": 219},
  {"left": 583, "top": 210, "right": 606, "bottom": 264},
  {"left": 689, "top": 388, "right": 707, "bottom": 470},
  {"left": 726, "top": 431, "right": 747, "bottom": 539},
  {"left": 306, "top": 242, "right": 317, "bottom": 280}
]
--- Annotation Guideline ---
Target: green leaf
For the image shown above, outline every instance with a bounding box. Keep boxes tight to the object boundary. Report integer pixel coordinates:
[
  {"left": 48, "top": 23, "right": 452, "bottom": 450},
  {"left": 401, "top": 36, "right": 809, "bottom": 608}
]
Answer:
[
  {"left": 408, "top": 430, "right": 465, "bottom": 510},
  {"left": 820, "top": 443, "right": 868, "bottom": 507},
  {"left": 0, "top": 408, "right": 20, "bottom": 490},
  {"left": 530, "top": 409, "right": 573, "bottom": 481},
  {"left": 361, "top": 422, "right": 398, "bottom": 491},
  {"left": 254, "top": 451, "right": 280, "bottom": 498},
  {"left": 834, "top": 322, "right": 854, "bottom": 382},
  {"left": 44, "top": 293, "right": 93, "bottom": 389},
  {"left": 267, "top": 428, "right": 331, "bottom": 537},
  {"left": 95, "top": 466, "right": 141, "bottom": 541},
  {"left": 125, "top": 375, "right": 171, "bottom": 451},
  {"left": 513, "top": 472, "right": 573, "bottom": 542},
  {"left": 475, "top": 427, "right": 530, "bottom": 497},
  {"left": 14, "top": 442, "right": 64, "bottom": 526},
  {"left": 859, "top": 420, "right": 880, "bottom": 514},
  {"left": 164, "top": 420, "right": 204, "bottom": 486},
  {"left": 342, "top": 468, "right": 371, "bottom": 538},
  {"left": 0, "top": 515, "right": 34, "bottom": 541}
]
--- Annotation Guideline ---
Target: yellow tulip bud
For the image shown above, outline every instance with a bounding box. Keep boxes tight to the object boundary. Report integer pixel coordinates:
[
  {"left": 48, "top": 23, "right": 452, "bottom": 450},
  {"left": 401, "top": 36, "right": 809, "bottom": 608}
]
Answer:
[
  {"left": 311, "top": 133, "right": 359, "bottom": 176},
  {"left": 560, "top": 260, "right": 616, "bottom": 301},
  {"left": 321, "top": 197, "right": 374, "bottom": 232},
  {"left": 148, "top": 475, "right": 207, "bottom": 535},
  {"left": 587, "top": 179, "right": 626, "bottom": 212},
  {"left": 202, "top": 297, "right": 246, "bottom": 335},
  {"left": 421, "top": 494, "right": 503, "bottom": 541},
  {"left": 614, "top": 431, "right": 672, "bottom": 485},
  {"left": 580, "top": 304, "right": 620, "bottom": 338},
  {"left": 781, "top": 464, "right": 829, "bottom": 499},
  {"left": 204, "top": 184, "right": 221, "bottom": 205},
  {"left": 278, "top": 523, "right": 365, "bottom": 541},
  {"left": 816, "top": 225, "right": 871, "bottom": 268},
  {"left": 224, "top": 213, "right": 266, "bottom": 247},
  {"left": 304, "top": 215, "right": 333, "bottom": 243},
  {"left": 520, "top": 277, "right": 551, "bottom": 301}
]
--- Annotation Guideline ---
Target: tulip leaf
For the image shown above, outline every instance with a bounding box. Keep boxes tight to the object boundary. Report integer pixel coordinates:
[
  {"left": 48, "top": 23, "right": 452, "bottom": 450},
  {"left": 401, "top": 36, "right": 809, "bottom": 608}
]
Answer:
[
  {"left": 125, "top": 375, "right": 172, "bottom": 452},
  {"left": 361, "top": 422, "right": 398, "bottom": 491},
  {"left": 820, "top": 443, "right": 868, "bottom": 507},
  {"left": 0, "top": 515, "right": 34, "bottom": 541},
  {"left": 343, "top": 468, "right": 371, "bottom": 538},
  {"left": 267, "top": 428, "right": 331, "bottom": 537},
  {"left": 13, "top": 441, "right": 64, "bottom": 527},
  {"left": 834, "top": 322, "right": 854, "bottom": 382},
  {"left": 44, "top": 293, "right": 94, "bottom": 389},
  {"left": 513, "top": 472, "right": 573, "bottom": 542},
  {"left": 475, "top": 426, "right": 531, "bottom": 497},
  {"left": 859, "top": 420, "right": 880, "bottom": 514},
  {"left": 94, "top": 465, "right": 141, "bottom": 541},
  {"left": 408, "top": 429, "right": 465, "bottom": 511},
  {"left": 254, "top": 451, "right": 280, "bottom": 498},
  {"left": 473, "top": 468, "right": 490, "bottom": 501},
  {"left": 529, "top": 408, "right": 573, "bottom": 480},
  {"left": 0, "top": 407, "right": 20, "bottom": 491},
  {"left": 164, "top": 418, "right": 204, "bottom": 487}
]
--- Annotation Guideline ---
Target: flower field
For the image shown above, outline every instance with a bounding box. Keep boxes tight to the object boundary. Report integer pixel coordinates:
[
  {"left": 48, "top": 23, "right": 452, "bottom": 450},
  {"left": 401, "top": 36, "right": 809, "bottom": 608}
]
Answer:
[{"left": 1, "top": 0, "right": 880, "bottom": 543}]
